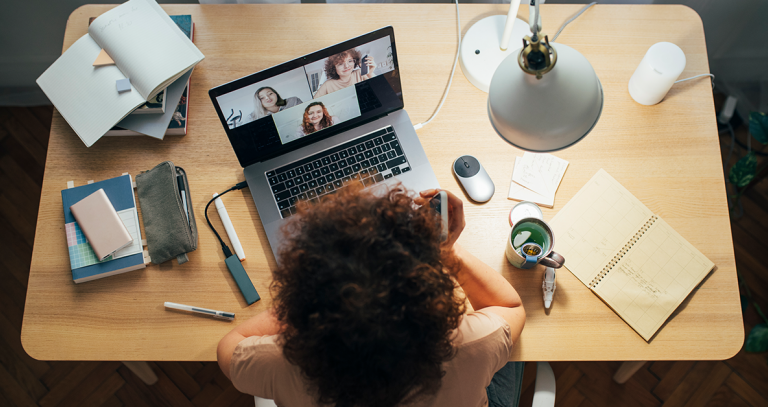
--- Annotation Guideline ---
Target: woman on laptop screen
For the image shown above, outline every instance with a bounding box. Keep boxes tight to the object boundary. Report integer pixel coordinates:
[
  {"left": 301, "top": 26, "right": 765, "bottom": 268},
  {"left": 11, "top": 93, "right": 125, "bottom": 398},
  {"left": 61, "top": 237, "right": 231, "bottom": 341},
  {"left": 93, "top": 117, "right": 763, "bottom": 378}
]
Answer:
[
  {"left": 314, "top": 48, "right": 376, "bottom": 97},
  {"left": 296, "top": 101, "right": 337, "bottom": 138},
  {"left": 250, "top": 86, "right": 303, "bottom": 121}
]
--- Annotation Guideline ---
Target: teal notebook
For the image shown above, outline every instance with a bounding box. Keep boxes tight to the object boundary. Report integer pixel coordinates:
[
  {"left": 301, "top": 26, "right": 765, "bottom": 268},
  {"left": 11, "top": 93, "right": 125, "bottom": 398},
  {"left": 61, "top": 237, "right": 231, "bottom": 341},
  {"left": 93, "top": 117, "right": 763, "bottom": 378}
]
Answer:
[{"left": 62, "top": 175, "right": 145, "bottom": 283}]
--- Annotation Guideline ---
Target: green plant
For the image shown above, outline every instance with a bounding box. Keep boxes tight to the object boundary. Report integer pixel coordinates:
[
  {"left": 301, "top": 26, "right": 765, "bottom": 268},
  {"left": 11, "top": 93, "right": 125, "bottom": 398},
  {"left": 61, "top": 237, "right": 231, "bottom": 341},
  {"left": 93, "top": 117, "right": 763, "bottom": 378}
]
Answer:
[
  {"left": 728, "top": 112, "right": 768, "bottom": 209},
  {"left": 739, "top": 272, "right": 768, "bottom": 353},
  {"left": 728, "top": 113, "right": 768, "bottom": 353}
]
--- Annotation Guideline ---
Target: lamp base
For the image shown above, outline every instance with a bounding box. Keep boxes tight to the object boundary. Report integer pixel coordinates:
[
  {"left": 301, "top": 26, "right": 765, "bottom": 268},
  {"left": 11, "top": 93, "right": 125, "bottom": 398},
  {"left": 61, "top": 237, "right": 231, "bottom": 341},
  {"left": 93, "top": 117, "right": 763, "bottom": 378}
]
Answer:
[{"left": 460, "top": 15, "right": 530, "bottom": 93}]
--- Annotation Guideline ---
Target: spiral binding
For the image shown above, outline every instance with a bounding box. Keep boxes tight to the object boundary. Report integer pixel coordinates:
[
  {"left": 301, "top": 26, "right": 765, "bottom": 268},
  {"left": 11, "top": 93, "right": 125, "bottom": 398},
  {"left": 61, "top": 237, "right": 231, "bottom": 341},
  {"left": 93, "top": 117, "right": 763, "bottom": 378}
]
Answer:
[{"left": 589, "top": 215, "right": 658, "bottom": 288}]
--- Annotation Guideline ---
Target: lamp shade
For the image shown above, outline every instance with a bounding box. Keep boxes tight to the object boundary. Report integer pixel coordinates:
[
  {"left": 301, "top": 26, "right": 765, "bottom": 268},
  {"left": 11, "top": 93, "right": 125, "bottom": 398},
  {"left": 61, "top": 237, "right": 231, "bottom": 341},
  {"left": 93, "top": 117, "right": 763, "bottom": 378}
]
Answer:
[{"left": 488, "top": 43, "right": 603, "bottom": 152}]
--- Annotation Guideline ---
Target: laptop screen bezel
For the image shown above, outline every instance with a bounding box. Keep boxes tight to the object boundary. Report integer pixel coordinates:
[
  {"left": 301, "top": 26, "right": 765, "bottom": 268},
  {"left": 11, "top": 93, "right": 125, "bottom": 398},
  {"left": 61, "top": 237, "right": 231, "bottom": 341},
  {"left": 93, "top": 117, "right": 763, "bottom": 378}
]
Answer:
[{"left": 208, "top": 26, "right": 402, "bottom": 167}]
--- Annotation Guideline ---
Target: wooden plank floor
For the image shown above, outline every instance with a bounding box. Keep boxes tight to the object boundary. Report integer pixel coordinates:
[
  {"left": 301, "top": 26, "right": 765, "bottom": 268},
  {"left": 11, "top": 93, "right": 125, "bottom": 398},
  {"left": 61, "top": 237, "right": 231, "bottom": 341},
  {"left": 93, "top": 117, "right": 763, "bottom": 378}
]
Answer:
[{"left": 1, "top": 105, "right": 766, "bottom": 406}]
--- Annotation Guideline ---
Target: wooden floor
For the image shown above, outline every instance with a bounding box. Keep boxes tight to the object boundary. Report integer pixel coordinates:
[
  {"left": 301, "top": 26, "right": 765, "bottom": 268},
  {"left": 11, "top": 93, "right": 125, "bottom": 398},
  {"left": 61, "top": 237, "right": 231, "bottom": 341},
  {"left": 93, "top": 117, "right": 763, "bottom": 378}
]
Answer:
[{"left": 1, "top": 105, "right": 767, "bottom": 406}]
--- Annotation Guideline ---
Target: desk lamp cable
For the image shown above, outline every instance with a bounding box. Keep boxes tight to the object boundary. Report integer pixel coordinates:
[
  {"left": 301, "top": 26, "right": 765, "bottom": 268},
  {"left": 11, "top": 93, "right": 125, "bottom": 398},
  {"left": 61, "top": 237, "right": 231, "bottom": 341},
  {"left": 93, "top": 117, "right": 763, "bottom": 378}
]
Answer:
[
  {"left": 413, "top": 0, "right": 461, "bottom": 131},
  {"left": 552, "top": 2, "right": 714, "bottom": 88},
  {"left": 414, "top": 0, "right": 713, "bottom": 132},
  {"left": 413, "top": 0, "right": 596, "bottom": 131}
]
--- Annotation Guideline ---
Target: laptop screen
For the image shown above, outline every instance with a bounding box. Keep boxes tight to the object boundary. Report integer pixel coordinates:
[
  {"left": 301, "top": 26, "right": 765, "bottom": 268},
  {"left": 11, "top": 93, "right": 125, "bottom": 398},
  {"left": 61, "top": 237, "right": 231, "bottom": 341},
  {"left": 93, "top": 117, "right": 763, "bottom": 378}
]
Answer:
[{"left": 209, "top": 27, "right": 402, "bottom": 168}]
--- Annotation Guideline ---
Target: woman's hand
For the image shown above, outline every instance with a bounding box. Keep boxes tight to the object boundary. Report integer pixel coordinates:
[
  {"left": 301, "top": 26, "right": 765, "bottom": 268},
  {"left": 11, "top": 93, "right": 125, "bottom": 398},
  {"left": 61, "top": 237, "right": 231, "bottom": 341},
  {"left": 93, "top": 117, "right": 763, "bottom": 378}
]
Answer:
[
  {"left": 362, "top": 56, "right": 376, "bottom": 79},
  {"left": 415, "top": 189, "right": 465, "bottom": 252}
]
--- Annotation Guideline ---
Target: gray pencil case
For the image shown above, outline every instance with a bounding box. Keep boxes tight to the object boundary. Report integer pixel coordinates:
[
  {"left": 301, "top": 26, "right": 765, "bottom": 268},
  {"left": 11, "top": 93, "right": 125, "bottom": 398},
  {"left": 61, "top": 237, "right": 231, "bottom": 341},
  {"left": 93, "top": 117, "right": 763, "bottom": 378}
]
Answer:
[{"left": 136, "top": 161, "right": 198, "bottom": 265}]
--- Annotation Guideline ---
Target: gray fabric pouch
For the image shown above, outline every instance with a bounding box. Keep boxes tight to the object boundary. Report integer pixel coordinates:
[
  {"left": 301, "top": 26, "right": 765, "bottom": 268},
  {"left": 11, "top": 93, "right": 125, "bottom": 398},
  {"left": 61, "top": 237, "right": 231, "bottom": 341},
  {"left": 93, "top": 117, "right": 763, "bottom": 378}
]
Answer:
[{"left": 135, "top": 161, "right": 198, "bottom": 265}]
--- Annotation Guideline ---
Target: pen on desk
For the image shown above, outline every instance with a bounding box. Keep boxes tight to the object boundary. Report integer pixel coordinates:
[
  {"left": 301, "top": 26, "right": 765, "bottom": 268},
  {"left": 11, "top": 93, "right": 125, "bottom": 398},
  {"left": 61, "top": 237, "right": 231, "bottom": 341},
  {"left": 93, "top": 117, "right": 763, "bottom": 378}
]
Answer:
[
  {"left": 164, "top": 302, "right": 235, "bottom": 321},
  {"left": 177, "top": 175, "right": 190, "bottom": 226},
  {"left": 213, "top": 192, "right": 246, "bottom": 261}
]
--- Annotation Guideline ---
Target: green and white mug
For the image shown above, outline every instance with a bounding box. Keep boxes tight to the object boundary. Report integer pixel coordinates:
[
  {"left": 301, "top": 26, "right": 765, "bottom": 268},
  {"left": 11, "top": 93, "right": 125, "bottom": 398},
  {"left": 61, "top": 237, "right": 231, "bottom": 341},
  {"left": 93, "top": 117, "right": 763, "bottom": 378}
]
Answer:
[{"left": 505, "top": 217, "right": 565, "bottom": 269}]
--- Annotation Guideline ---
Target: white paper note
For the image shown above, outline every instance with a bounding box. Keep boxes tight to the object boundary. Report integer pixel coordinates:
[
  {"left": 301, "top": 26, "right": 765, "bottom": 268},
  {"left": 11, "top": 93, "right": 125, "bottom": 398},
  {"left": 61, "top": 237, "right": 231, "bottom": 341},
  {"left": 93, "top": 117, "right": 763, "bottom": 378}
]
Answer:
[
  {"left": 508, "top": 157, "right": 555, "bottom": 207},
  {"left": 511, "top": 153, "right": 569, "bottom": 197}
]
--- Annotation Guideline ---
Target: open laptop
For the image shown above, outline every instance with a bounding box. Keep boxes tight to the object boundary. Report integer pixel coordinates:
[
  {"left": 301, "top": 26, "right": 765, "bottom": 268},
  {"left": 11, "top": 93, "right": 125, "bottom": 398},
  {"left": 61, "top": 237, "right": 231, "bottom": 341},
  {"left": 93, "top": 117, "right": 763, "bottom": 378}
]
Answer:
[{"left": 209, "top": 26, "right": 439, "bottom": 258}]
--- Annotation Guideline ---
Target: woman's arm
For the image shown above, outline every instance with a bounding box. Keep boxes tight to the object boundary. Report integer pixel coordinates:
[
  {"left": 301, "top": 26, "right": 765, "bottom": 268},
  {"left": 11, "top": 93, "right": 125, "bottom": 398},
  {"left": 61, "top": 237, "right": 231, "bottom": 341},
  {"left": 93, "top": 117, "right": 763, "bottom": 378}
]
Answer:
[
  {"left": 451, "top": 244, "right": 526, "bottom": 340},
  {"left": 415, "top": 190, "right": 526, "bottom": 339},
  {"left": 452, "top": 244, "right": 522, "bottom": 310},
  {"left": 313, "top": 83, "right": 329, "bottom": 98},
  {"left": 361, "top": 56, "right": 376, "bottom": 80},
  {"left": 217, "top": 309, "right": 282, "bottom": 379}
]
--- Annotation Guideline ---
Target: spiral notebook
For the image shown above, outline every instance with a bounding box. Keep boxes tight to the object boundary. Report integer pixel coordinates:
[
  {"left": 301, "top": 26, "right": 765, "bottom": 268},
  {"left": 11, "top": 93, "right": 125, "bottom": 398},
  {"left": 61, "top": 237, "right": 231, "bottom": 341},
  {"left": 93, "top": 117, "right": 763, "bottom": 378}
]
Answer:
[{"left": 550, "top": 169, "right": 714, "bottom": 341}]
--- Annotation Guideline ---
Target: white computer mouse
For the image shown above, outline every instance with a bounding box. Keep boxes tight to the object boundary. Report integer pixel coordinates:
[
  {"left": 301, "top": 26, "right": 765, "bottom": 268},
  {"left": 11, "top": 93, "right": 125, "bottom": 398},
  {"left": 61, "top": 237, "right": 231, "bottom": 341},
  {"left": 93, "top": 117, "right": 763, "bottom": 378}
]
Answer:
[{"left": 453, "top": 155, "right": 495, "bottom": 203}]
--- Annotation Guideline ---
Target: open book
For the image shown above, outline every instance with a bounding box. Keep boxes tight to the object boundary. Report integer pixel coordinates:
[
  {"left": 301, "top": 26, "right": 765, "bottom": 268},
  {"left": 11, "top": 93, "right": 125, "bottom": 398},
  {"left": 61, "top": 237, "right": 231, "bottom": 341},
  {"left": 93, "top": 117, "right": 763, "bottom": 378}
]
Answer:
[
  {"left": 550, "top": 169, "right": 715, "bottom": 341},
  {"left": 36, "top": 0, "right": 204, "bottom": 147}
]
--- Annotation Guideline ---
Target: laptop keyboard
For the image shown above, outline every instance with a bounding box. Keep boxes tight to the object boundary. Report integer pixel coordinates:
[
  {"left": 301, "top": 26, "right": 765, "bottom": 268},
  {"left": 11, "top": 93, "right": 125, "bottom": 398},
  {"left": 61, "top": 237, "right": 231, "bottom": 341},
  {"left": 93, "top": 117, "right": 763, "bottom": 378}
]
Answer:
[{"left": 266, "top": 126, "right": 411, "bottom": 218}]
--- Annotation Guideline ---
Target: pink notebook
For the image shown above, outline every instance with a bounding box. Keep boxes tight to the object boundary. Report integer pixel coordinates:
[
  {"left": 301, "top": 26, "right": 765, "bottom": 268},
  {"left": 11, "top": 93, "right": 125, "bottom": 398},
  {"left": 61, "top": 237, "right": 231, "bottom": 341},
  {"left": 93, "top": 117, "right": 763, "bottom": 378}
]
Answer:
[{"left": 69, "top": 188, "right": 133, "bottom": 261}]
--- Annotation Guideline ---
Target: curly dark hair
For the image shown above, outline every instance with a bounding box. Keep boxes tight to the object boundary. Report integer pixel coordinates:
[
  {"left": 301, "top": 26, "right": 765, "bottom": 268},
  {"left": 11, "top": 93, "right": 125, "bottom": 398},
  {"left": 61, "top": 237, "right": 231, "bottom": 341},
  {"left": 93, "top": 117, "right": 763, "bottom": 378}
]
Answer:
[
  {"left": 324, "top": 48, "right": 362, "bottom": 80},
  {"left": 272, "top": 184, "right": 466, "bottom": 407}
]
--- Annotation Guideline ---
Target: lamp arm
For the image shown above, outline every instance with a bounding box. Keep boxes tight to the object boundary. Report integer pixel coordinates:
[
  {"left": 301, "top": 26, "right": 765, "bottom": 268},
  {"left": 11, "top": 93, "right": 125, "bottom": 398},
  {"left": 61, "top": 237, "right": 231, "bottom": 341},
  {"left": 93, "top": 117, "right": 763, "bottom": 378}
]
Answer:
[
  {"left": 500, "top": 0, "right": 522, "bottom": 51},
  {"left": 528, "top": 0, "right": 542, "bottom": 35}
]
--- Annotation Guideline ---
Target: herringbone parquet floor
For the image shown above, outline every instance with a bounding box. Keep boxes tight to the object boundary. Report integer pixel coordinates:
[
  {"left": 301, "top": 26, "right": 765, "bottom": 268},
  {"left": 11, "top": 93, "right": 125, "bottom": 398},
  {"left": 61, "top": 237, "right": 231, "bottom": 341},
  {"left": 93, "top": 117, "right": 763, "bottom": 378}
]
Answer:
[{"left": 1, "top": 104, "right": 767, "bottom": 407}]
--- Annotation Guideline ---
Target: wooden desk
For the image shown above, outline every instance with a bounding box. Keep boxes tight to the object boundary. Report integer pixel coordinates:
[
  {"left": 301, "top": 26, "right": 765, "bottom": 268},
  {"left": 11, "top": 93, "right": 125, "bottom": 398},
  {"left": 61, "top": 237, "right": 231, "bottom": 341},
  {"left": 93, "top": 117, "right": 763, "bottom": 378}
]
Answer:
[{"left": 22, "top": 4, "right": 742, "bottom": 364}]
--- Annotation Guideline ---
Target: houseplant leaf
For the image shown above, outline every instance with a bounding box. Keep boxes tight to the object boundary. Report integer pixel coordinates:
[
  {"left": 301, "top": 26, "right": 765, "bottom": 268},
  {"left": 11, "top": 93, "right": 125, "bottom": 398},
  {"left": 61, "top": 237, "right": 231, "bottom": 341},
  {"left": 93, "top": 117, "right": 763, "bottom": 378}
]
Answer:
[
  {"left": 744, "top": 323, "right": 768, "bottom": 352},
  {"left": 729, "top": 152, "right": 757, "bottom": 188},
  {"left": 749, "top": 112, "right": 768, "bottom": 144}
]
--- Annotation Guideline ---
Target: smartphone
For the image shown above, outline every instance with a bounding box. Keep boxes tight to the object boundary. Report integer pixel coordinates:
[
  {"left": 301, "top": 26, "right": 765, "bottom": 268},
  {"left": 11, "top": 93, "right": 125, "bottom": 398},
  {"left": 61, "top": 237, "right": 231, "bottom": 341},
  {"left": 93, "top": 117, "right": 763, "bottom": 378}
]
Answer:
[
  {"left": 429, "top": 191, "right": 449, "bottom": 242},
  {"left": 360, "top": 55, "right": 369, "bottom": 76}
]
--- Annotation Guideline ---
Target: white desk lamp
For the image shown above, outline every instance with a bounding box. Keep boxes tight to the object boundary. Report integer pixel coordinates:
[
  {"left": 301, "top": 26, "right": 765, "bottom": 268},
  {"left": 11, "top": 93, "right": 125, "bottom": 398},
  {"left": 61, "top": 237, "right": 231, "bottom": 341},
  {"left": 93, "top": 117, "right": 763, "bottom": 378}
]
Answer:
[
  {"left": 459, "top": 0, "right": 531, "bottom": 93},
  {"left": 462, "top": 0, "right": 603, "bottom": 152}
]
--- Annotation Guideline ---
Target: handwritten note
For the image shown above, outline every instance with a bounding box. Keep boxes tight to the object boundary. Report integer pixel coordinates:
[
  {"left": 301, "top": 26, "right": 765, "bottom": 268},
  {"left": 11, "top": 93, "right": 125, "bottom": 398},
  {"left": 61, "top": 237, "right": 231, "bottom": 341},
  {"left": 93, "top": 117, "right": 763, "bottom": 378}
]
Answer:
[
  {"left": 508, "top": 157, "right": 555, "bottom": 207},
  {"left": 508, "top": 153, "right": 569, "bottom": 208}
]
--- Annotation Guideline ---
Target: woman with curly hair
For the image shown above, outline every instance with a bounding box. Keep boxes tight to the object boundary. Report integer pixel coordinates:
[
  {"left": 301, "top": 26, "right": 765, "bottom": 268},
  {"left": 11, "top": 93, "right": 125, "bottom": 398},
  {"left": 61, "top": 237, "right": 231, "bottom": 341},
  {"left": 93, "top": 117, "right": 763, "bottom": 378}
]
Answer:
[
  {"left": 217, "top": 185, "right": 526, "bottom": 407},
  {"left": 314, "top": 48, "right": 376, "bottom": 97},
  {"left": 296, "top": 101, "right": 337, "bottom": 138}
]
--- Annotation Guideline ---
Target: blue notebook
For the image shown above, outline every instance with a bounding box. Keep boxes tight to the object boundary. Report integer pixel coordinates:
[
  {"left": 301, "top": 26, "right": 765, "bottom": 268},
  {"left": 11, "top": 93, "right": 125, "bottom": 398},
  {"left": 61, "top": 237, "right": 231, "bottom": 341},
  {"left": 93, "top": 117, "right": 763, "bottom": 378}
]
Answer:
[{"left": 62, "top": 175, "right": 145, "bottom": 283}]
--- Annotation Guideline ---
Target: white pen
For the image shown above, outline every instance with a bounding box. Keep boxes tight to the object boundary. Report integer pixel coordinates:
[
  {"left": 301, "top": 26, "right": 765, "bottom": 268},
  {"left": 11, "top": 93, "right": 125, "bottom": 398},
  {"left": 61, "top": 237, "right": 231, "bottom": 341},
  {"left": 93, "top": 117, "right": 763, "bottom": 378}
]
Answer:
[
  {"left": 164, "top": 302, "right": 235, "bottom": 321},
  {"left": 213, "top": 192, "right": 246, "bottom": 261},
  {"left": 542, "top": 267, "right": 556, "bottom": 309}
]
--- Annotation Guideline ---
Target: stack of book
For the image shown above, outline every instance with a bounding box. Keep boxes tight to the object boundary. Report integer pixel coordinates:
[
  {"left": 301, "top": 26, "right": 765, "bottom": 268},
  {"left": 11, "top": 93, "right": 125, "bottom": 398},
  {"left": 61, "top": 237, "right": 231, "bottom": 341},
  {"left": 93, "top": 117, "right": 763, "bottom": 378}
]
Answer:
[
  {"left": 36, "top": 0, "right": 204, "bottom": 146},
  {"left": 62, "top": 175, "right": 147, "bottom": 283},
  {"left": 100, "top": 14, "right": 195, "bottom": 138}
]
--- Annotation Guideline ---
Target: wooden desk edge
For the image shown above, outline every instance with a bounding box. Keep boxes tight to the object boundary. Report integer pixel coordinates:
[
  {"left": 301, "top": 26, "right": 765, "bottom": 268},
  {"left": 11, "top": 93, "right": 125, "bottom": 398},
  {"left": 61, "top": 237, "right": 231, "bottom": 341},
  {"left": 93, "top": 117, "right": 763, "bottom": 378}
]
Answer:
[{"left": 20, "top": 3, "right": 743, "bottom": 363}]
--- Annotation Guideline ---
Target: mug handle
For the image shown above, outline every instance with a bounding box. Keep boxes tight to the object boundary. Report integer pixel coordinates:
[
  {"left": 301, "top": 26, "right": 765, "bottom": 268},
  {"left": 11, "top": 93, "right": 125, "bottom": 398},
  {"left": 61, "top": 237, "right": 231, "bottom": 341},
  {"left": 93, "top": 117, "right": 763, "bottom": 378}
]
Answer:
[{"left": 539, "top": 251, "right": 565, "bottom": 268}]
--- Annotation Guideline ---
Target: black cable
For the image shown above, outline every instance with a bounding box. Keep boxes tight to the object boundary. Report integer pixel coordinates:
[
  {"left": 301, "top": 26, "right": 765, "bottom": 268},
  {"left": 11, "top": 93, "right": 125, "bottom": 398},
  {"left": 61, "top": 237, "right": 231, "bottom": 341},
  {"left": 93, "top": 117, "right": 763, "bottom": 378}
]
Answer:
[{"left": 205, "top": 181, "right": 249, "bottom": 258}]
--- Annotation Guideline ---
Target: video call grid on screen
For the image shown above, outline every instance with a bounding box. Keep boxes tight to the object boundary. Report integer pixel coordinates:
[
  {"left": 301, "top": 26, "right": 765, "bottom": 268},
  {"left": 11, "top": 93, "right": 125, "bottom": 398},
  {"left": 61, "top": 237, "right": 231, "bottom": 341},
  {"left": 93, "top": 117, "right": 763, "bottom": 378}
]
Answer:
[{"left": 209, "top": 27, "right": 402, "bottom": 168}]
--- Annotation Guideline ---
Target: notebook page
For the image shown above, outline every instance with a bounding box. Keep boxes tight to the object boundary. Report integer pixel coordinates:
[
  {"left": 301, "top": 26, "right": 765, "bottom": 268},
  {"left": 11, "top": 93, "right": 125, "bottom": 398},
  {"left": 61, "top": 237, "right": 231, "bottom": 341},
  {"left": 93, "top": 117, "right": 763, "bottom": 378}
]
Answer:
[
  {"left": 550, "top": 169, "right": 653, "bottom": 286},
  {"left": 88, "top": 0, "right": 204, "bottom": 100},
  {"left": 113, "top": 208, "right": 143, "bottom": 259},
  {"left": 592, "top": 217, "right": 714, "bottom": 341},
  {"left": 36, "top": 35, "right": 146, "bottom": 147}
]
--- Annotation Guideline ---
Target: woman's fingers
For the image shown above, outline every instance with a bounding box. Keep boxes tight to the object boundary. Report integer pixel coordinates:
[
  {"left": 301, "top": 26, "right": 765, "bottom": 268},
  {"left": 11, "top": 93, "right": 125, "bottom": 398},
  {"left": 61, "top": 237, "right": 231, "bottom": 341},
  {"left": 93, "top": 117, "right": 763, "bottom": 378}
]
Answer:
[
  {"left": 443, "top": 190, "right": 465, "bottom": 246},
  {"left": 414, "top": 189, "right": 439, "bottom": 206}
]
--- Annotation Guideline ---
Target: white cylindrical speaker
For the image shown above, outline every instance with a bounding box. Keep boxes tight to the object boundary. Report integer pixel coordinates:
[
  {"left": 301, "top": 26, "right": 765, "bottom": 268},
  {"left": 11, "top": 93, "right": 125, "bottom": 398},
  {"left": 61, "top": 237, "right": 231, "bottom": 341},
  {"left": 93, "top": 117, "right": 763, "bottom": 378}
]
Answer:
[{"left": 628, "top": 42, "right": 686, "bottom": 105}]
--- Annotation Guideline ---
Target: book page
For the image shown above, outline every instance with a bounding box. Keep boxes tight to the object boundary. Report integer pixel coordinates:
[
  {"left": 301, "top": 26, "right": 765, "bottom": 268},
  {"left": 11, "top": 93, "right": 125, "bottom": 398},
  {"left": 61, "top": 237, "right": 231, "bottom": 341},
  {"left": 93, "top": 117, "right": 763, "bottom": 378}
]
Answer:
[
  {"left": 550, "top": 169, "right": 653, "bottom": 286},
  {"left": 36, "top": 35, "right": 146, "bottom": 147},
  {"left": 117, "top": 69, "right": 192, "bottom": 139},
  {"left": 113, "top": 208, "right": 143, "bottom": 259},
  {"left": 88, "top": 0, "right": 203, "bottom": 100},
  {"left": 593, "top": 218, "right": 714, "bottom": 341}
]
